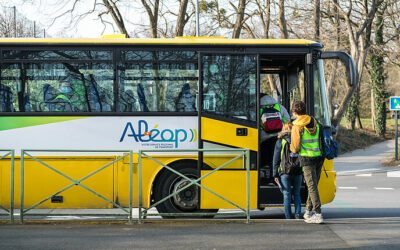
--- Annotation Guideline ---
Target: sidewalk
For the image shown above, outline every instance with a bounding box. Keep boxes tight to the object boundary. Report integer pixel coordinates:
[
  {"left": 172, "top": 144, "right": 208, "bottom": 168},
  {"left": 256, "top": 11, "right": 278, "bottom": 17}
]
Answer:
[{"left": 335, "top": 139, "right": 399, "bottom": 174}]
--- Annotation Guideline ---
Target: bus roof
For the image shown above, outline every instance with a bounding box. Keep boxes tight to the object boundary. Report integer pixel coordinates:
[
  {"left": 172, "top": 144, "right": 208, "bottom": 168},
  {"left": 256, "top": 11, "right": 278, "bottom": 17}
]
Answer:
[{"left": 0, "top": 37, "right": 321, "bottom": 47}]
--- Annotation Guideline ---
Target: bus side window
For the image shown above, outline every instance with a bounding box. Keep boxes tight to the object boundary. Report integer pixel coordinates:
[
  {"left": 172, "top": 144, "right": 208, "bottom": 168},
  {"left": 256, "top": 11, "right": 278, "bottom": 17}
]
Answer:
[
  {"left": 175, "top": 83, "right": 195, "bottom": 112},
  {"left": 137, "top": 83, "right": 149, "bottom": 112},
  {"left": 202, "top": 54, "right": 257, "bottom": 122},
  {"left": 0, "top": 84, "right": 14, "bottom": 112}
]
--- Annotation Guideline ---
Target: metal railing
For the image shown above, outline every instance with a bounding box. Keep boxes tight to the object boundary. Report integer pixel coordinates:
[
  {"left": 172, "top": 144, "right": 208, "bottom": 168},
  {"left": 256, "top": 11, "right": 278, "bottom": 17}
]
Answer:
[
  {"left": 20, "top": 149, "right": 133, "bottom": 223},
  {"left": 138, "top": 148, "right": 251, "bottom": 223},
  {"left": 0, "top": 149, "right": 15, "bottom": 223}
]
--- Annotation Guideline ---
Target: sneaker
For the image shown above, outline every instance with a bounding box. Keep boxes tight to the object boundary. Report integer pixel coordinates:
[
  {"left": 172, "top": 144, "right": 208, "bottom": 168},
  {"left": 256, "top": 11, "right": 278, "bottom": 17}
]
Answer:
[
  {"left": 294, "top": 214, "right": 301, "bottom": 220},
  {"left": 303, "top": 210, "right": 314, "bottom": 220},
  {"left": 305, "top": 213, "right": 324, "bottom": 224}
]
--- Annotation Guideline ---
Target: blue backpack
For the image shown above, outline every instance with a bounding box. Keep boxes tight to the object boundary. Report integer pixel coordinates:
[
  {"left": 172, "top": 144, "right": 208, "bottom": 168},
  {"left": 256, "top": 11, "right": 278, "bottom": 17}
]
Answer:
[{"left": 320, "top": 127, "right": 339, "bottom": 160}]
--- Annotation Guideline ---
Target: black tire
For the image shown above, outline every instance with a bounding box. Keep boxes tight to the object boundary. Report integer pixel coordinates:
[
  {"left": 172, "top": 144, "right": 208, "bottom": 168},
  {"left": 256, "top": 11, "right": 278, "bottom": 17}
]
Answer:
[{"left": 153, "top": 163, "right": 218, "bottom": 218}]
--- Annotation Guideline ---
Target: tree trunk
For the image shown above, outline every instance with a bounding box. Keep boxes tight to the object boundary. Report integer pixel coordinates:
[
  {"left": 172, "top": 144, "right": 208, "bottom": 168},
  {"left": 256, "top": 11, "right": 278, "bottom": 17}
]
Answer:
[
  {"left": 370, "top": 5, "right": 387, "bottom": 136},
  {"left": 231, "top": 0, "right": 246, "bottom": 38},
  {"left": 314, "top": 0, "right": 320, "bottom": 41},
  {"left": 278, "top": 0, "right": 289, "bottom": 39},
  {"left": 263, "top": 0, "right": 271, "bottom": 38},
  {"left": 141, "top": 0, "right": 159, "bottom": 38},
  {"left": 254, "top": 0, "right": 271, "bottom": 38},
  {"left": 371, "top": 90, "right": 376, "bottom": 131},
  {"left": 102, "top": 0, "right": 130, "bottom": 37},
  {"left": 330, "top": 0, "right": 382, "bottom": 128},
  {"left": 175, "top": 0, "right": 189, "bottom": 37}
]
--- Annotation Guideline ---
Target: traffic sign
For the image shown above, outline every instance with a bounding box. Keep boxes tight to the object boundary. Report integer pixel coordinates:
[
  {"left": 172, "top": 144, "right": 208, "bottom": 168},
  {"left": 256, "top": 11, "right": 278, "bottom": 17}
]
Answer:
[{"left": 390, "top": 96, "right": 400, "bottom": 111}]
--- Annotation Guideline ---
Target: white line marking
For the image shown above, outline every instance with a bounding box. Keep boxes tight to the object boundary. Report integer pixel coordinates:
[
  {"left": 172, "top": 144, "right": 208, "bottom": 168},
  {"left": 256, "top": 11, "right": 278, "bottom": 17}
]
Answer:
[
  {"left": 355, "top": 173, "right": 372, "bottom": 177},
  {"left": 337, "top": 168, "right": 380, "bottom": 175},
  {"left": 387, "top": 171, "right": 400, "bottom": 178},
  {"left": 374, "top": 187, "right": 394, "bottom": 190},
  {"left": 338, "top": 187, "right": 358, "bottom": 190}
]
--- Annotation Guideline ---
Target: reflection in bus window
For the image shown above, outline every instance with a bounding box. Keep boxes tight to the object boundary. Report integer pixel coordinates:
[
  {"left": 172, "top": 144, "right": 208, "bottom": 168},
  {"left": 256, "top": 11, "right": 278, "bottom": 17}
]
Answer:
[
  {"left": 202, "top": 55, "right": 257, "bottom": 122},
  {"left": 119, "top": 51, "right": 198, "bottom": 112},
  {"left": 0, "top": 64, "right": 19, "bottom": 111},
  {"left": 260, "top": 74, "right": 282, "bottom": 101},
  {"left": 0, "top": 83, "right": 14, "bottom": 112},
  {"left": 314, "top": 60, "right": 331, "bottom": 126},
  {"left": 289, "top": 70, "right": 305, "bottom": 110},
  {"left": 0, "top": 63, "right": 114, "bottom": 112},
  {"left": 2, "top": 50, "right": 112, "bottom": 60}
]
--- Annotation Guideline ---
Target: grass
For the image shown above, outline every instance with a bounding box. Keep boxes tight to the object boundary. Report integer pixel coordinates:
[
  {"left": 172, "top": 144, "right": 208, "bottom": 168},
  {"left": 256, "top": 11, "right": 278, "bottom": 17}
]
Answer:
[{"left": 336, "top": 118, "right": 395, "bottom": 154}]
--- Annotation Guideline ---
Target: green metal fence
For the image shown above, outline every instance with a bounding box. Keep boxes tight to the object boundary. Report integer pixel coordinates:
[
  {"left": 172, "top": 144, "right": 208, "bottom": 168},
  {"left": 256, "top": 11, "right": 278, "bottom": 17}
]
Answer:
[
  {"left": 0, "top": 149, "right": 15, "bottom": 223},
  {"left": 20, "top": 149, "right": 133, "bottom": 223},
  {"left": 138, "top": 148, "right": 251, "bottom": 224}
]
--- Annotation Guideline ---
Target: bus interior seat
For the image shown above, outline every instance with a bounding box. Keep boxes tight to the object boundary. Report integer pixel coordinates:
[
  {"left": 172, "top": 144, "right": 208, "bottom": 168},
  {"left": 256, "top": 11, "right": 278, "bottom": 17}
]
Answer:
[
  {"left": 137, "top": 83, "right": 149, "bottom": 112},
  {"left": 175, "top": 83, "right": 195, "bottom": 112},
  {"left": 121, "top": 89, "right": 137, "bottom": 111},
  {"left": 43, "top": 84, "right": 73, "bottom": 112},
  {"left": 0, "top": 84, "right": 14, "bottom": 112}
]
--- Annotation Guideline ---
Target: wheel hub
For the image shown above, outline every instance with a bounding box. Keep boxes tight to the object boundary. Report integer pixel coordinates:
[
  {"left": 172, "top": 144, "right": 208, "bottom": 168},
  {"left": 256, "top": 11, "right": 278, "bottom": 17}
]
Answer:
[{"left": 172, "top": 178, "right": 198, "bottom": 210}]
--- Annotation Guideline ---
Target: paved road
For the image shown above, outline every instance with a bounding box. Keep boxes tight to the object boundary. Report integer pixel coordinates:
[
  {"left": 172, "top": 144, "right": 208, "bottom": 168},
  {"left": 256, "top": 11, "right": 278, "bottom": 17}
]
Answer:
[
  {"left": 1, "top": 140, "right": 400, "bottom": 249},
  {"left": 335, "top": 139, "right": 395, "bottom": 173}
]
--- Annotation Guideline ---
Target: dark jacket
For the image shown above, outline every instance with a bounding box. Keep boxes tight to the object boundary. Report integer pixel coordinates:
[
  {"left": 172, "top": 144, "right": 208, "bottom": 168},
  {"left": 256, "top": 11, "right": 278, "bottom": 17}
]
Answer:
[{"left": 273, "top": 131, "right": 302, "bottom": 177}]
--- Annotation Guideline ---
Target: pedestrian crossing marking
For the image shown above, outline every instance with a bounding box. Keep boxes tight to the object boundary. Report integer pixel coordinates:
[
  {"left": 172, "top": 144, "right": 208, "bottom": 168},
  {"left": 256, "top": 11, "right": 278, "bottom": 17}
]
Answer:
[
  {"left": 374, "top": 187, "right": 394, "bottom": 190},
  {"left": 387, "top": 171, "right": 400, "bottom": 178},
  {"left": 355, "top": 173, "right": 372, "bottom": 177}
]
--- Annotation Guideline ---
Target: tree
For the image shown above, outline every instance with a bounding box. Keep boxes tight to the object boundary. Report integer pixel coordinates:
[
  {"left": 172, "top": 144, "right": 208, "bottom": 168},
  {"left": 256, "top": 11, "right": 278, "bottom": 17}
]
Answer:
[
  {"left": 175, "top": 0, "right": 190, "bottom": 36},
  {"left": 369, "top": 4, "right": 387, "bottom": 136},
  {"left": 278, "top": 0, "right": 289, "bottom": 38},
  {"left": 314, "top": 0, "right": 320, "bottom": 41},
  {"left": 330, "top": 0, "right": 383, "bottom": 129},
  {"left": 0, "top": 5, "right": 43, "bottom": 38},
  {"left": 140, "top": 0, "right": 160, "bottom": 38},
  {"left": 231, "top": 0, "right": 247, "bottom": 38},
  {"left": 100, "top": 0, "right": 129, "bottom": 37}
]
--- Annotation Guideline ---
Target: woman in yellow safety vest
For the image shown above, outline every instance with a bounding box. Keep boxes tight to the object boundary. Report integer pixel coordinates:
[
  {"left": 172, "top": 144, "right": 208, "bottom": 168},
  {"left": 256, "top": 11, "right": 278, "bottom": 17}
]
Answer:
[{"left": 290, "top": 101, "right": 324, "bottom": 224}]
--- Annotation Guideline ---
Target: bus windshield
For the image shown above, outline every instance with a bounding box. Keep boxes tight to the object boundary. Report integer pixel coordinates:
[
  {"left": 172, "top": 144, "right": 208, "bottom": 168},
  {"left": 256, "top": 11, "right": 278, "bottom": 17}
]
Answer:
[{"left": 313, "top": 59, "right": 331, "bottom": 126}]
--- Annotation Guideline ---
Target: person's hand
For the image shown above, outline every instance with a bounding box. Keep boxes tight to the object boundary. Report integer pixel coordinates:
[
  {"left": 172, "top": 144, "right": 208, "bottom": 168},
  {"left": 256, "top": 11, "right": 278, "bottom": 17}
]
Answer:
[{"left": 274, "top": 177, "right": 280, "bottom": 185}]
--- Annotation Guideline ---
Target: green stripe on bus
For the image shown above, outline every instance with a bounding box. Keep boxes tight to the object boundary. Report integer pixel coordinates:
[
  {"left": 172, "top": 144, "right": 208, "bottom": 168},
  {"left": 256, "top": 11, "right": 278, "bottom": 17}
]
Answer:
[{"left": 0, "top": 117, "right": 85, "bottom": 131}]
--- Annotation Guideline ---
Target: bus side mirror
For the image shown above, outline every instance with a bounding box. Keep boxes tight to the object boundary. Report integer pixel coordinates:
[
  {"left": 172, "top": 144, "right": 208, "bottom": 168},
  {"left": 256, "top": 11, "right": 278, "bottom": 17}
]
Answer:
[{"left": 320, "top": 51, "right": 358, "bottom": 88}]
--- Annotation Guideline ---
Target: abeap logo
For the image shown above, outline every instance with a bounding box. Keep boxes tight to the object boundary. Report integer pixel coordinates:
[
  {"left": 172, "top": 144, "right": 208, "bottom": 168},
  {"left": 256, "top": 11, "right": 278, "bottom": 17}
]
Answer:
[{"left": 119, "top": 120, "right": 197, "bottom": 148}]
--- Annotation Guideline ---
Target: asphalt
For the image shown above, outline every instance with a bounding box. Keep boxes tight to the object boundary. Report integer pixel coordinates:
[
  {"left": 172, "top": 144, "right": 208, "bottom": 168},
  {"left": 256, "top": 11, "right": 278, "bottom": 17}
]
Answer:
[
  {"left": 335, "top": 139, "right": 395, "bottom": 173},
  {"left": 1, "top": 140, "right": 400, "bottom": 249}
]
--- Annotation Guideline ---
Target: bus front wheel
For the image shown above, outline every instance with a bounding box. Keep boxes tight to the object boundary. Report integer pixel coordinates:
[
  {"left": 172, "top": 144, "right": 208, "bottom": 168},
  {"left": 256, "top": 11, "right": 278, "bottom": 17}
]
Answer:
[{"left": 153, "top": 164, "right": 218, "bottom": 218}]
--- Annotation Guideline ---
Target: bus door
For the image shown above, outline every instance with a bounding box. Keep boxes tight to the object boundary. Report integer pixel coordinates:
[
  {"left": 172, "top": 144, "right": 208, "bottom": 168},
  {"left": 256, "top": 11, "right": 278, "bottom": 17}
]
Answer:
[
  {"left": 257, "top": 54, "right": 308, "bottom": 207},
  {"left": 198, "top": 53, "right": 259, "bottom": 210}
]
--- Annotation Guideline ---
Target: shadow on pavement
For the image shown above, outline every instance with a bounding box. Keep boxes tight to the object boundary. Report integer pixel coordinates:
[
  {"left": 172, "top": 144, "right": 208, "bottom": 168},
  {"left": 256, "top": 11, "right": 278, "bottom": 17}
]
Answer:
[{"left": 324, "top": 207, "right": 400, "bottom": 219}]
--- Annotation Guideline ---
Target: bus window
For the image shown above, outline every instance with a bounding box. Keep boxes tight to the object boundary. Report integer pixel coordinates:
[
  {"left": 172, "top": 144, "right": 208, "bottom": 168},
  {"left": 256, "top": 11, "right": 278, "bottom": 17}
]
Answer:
[
  {"left": 119, "top": 51, "right": 198, "bottom": 112},
  {"left": 289, "top": 69, "right": 305, "bottom": 109},
  {"left": 202, "top": 54, "right": 257, "bottom": 122},
  {"left": 260, "top": 74, "right": 282, "bottom": 102},
  {"left": 0, "top": 64, "right": 19, "bottom": 112},
  {"left": 1, "top": 62, "right": 114, "bottom": 112},
  {"left": 314, "top": 60, "right": 331, "bottom": 126},
  {"left": 3, "top": 50, "right": 112, "bottom": 60}
]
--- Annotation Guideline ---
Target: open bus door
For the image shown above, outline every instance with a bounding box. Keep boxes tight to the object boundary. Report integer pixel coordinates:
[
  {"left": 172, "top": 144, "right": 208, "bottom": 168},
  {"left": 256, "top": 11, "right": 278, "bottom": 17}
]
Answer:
[{"left": 198, "top": 53, "right": 259, "bottom": 210}]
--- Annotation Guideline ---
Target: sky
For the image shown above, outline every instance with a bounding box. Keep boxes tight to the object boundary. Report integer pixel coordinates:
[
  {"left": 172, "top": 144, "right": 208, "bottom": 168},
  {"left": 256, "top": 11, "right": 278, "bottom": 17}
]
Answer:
[{"left": 1, "top": 0, "right": 120, "bottom": 37}]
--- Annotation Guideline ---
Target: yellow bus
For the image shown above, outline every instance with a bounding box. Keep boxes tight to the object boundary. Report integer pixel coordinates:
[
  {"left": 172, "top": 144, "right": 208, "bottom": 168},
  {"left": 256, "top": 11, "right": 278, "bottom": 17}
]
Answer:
[{"left": 0, "top": 37, "right": 355, "bottom": 217}]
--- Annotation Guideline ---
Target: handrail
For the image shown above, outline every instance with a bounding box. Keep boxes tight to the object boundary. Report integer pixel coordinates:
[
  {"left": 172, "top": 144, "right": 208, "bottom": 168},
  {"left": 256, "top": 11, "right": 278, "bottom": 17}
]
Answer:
[
  {"left": 20, "top": 149, "right": 133, "bottom": 223},
  {"left": 0, "top": 149, "right": 15, "bottom": 223},
  {"left": 138, "top": 148, "right": 251, "bottom": 223}
]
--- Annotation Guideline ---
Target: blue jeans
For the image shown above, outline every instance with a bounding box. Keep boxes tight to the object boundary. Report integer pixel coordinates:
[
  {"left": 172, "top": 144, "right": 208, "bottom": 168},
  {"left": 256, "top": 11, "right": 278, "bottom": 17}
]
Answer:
[{"left": 280, "top": 174, "right": 302, "bottom": 219}]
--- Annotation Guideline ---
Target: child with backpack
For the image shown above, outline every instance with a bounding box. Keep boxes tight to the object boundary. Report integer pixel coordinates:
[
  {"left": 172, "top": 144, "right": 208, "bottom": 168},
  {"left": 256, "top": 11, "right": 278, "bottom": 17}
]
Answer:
[{"left": 272, "top": 123, "right": 303, "bottom": 219}]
